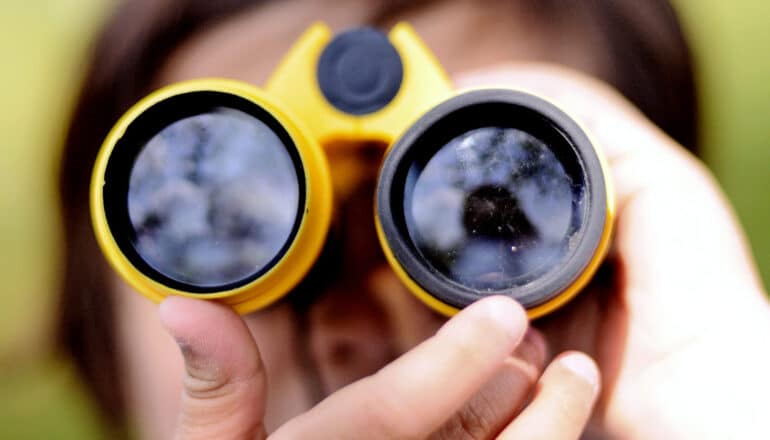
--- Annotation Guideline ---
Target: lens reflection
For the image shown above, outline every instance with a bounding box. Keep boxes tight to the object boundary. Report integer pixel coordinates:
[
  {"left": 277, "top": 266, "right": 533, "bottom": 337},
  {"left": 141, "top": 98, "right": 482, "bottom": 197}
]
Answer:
[
  {"left": 407, "top": 127, "right": 577, "bottom": 291},
  {"left": 127, "top": 108, "right": 300, "bottom": 288}
]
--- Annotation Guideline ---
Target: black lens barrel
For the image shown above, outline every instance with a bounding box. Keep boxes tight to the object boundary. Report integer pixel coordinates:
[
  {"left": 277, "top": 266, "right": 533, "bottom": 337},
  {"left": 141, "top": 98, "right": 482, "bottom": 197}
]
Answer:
[
  {"left": 377, "top": 89, "right": 607, "bottom": 309},
  {"left": 103, "top": 91, "right": 307, "bottom": 293}
]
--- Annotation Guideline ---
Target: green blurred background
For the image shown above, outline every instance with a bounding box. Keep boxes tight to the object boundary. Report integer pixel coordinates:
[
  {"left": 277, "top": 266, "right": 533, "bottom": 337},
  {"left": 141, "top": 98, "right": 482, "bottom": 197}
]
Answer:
[{"left": 0, "top": 0, "right": 768, "bottom": 437}]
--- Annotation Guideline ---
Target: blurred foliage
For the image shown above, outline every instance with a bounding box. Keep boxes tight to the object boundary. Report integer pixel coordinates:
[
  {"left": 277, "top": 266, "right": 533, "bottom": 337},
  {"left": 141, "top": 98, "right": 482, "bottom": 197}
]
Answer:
[
  {"left": 0, "top": 0, "right": 768, "bottom": 437},
  {"left": 0, "top": 1, "right": 112, "bottom": 438},
  {"left": 676, "top": 0, "right": 770, "bottom": 289},
  {"left": 0, "top": 360, "right": 106, "bottom": 439}
]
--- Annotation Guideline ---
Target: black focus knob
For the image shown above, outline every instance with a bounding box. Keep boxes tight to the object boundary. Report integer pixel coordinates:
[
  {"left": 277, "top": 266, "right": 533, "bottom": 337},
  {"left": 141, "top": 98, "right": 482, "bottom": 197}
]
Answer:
[{"left": 317, "top": 27, "right": 404, "bottom": 115}]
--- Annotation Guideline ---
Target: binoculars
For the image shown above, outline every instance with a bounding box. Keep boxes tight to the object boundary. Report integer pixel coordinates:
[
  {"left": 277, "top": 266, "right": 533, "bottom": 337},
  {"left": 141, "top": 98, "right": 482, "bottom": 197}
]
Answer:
[{"left": 91, "top": 23, "right": 614, "bottom": 318}]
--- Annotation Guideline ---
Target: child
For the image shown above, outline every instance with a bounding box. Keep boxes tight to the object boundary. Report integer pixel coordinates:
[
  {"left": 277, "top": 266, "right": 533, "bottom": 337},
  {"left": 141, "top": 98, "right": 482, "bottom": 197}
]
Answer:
[{"left": 58, "top": 0, "right": 770, "bottom": 438}]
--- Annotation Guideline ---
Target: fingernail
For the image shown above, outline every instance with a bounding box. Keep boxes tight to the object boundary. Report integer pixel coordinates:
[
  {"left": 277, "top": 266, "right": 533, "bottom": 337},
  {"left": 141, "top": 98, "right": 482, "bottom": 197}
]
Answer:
[{"left": 560, "top": 353, "right": 600, "bottom": 392}]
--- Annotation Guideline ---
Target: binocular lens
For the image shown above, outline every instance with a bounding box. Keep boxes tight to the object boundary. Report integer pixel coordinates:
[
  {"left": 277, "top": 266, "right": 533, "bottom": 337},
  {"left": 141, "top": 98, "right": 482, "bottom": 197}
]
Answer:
[
  {"left": 407, "top": 126, "right": 575, "bottom": 291},
  {"left": 101, "top": 91, "right": 306, "bottom": 292},
  {"left": 378, "top": 90, "right": 607, "bottom": 311},
  {"left": 94, "top": 74, "right": 608, "bottom": 316},
  {"left": 127, "top": 108, "right": 300, "bottom": 288}
]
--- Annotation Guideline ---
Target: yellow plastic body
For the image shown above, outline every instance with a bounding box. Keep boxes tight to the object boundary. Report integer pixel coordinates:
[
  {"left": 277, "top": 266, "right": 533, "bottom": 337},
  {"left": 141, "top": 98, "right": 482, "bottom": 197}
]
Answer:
[
  {"left": 270, "top": 23, "right": 616, "bottom": 318},
  {"left": 265, "top": 23, "right": 453, "bottom": 146},
  {"left": 91, "top": 22, "right": 615, "bottom": 318}
]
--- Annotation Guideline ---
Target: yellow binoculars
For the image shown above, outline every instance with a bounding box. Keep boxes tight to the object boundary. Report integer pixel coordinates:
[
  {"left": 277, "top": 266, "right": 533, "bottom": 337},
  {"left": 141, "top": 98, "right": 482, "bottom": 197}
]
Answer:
[{"left": 91, "top": 23, "right": 614, "bottom": 318}]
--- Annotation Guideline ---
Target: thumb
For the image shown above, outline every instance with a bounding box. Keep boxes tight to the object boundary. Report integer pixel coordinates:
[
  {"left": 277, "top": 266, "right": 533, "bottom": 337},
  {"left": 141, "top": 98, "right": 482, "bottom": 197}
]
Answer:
[{"left": 160, "top": 296, "right": 268, "bottom": 440}]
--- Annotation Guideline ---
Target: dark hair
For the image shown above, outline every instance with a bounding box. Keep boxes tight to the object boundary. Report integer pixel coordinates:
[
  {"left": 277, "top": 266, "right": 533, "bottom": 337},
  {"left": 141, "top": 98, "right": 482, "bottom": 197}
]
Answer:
[{"left": 56, "top": 0, "right": 699, "bottom": 429}]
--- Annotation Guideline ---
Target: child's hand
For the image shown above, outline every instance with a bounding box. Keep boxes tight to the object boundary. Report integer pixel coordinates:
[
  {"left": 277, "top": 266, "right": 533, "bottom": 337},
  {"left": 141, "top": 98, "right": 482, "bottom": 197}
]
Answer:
[
  {"left": 160, "top": 295, "right": 599, "bottom": 439},
  {"left": 456, "top": 63, "right": 770, "bottom": 439}
]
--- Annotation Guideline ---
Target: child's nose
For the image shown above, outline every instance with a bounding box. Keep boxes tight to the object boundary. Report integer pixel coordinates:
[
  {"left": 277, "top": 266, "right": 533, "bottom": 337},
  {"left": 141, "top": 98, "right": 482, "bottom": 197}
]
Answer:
[{"left": 307, "top": 285, "right": 395, "bottom": 395}]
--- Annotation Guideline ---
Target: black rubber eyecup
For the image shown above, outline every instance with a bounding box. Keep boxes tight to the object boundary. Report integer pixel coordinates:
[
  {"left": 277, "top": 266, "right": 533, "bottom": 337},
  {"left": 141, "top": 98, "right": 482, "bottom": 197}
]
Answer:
[
  {"left": 102, "top": 91, "right": 307, "bottom": 294},
  {"left": 376, "top": 89, "right": 607, "bottom": 309}
]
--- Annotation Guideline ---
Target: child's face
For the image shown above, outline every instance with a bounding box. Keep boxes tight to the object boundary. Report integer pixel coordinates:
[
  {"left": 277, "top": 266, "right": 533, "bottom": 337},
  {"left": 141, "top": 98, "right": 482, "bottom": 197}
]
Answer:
[{"left": 111, "top": 1, "right": 604, "bottom": 437}]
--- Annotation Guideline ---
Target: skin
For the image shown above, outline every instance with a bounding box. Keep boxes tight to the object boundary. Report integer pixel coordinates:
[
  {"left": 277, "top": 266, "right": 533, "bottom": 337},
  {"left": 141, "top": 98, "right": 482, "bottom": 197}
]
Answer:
[{"left": 110, "top": 0, "right": 770, "bottom": 438}]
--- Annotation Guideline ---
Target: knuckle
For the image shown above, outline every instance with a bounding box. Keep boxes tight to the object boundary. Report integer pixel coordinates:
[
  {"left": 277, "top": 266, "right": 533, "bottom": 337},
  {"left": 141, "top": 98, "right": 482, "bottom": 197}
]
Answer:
[
  {"left": 431, "top": 394, "right": 498, "bottom": 440},
  {"left": 183, "top": 373, "right": 233, "bottom": 400},
  {"left": 184, "top": 368, "right": 260, "bottom": 402},
  {"left": 456, "top": 396, "right": 497, "bottom": 440}
]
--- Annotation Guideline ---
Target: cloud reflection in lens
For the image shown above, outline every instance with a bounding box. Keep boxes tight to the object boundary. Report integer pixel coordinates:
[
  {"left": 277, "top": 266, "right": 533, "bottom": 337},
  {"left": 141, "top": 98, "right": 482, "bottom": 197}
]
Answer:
[
  {"left": 407, "top": 127, "right": 576, "bottom": 292},
  {"left": 127, "top": 108, "right": 300, "bottom": 288}
]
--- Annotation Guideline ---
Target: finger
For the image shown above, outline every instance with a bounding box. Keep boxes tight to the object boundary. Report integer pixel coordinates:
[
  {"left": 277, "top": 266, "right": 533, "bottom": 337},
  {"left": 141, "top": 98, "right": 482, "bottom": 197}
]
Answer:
[
  {"left": 456, "top": 64, "right": 765, "bottom": 303},
  {"left": 498, "top": 351, "right": 600, "bottom": 440},
  {"left": 159, "top": 296, "right": 267, "bottom": 440},
  {"left": 272, "top": 296, "right": 528, "bottom": 440},
  {"left": 429, "top": 328, "right": 548, "bottom": 439}
]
